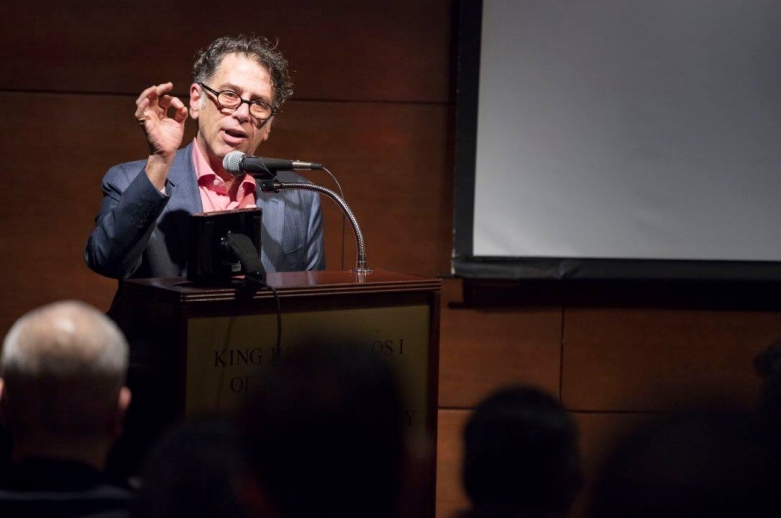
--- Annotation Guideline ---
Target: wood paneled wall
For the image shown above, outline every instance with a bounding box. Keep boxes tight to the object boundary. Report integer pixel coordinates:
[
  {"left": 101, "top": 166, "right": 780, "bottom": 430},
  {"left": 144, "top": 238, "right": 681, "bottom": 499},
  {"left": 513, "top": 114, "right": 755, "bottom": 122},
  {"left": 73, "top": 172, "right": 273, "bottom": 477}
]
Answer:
[
  {"left": 2, "top": 4, "right": 779, "bottom": 518},
  {"left": 0, "top": 0, "right": 456, "bottom": 335},
  {"left": 437, "top": 279, "right": 781, "bottom": 518}
]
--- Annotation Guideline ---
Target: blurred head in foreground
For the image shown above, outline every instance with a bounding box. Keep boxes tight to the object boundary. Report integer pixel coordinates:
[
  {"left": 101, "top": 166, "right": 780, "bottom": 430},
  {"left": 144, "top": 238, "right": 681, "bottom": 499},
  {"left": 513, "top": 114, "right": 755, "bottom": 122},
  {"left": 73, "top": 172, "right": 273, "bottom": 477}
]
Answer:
[
  {"left": 589, "top": 409, "right": 781, "bottom": 518},
  {"left": 754, "top": 338, "right": 781, "bottom": 425},
  {"left": 239, "top": 343, "right": 405, "bottom": 518},
  {"left": 132, "top": 418, "right": 251, "bottom": 518},
  {"left": 1, "top": 300, "right": 130, "bottom": 469},
  {"left": 461, "top": 385, "right": 583, "bottom": 518}
]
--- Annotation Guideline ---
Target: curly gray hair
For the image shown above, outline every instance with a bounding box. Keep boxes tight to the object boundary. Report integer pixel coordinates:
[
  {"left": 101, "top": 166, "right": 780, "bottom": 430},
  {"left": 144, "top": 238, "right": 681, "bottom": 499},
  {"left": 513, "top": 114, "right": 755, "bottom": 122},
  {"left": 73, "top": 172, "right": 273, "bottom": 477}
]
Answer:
[{"left": 193, "top": 34, "right": 294, "bottom": 107}]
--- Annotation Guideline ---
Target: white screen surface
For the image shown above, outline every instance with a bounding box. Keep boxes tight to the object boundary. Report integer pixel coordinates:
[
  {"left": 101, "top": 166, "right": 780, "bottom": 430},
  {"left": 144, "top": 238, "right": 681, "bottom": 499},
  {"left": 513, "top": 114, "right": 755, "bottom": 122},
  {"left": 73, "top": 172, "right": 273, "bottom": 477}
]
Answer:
[{"left": 473, "top": 0, "right": 781, "bottom": 261}]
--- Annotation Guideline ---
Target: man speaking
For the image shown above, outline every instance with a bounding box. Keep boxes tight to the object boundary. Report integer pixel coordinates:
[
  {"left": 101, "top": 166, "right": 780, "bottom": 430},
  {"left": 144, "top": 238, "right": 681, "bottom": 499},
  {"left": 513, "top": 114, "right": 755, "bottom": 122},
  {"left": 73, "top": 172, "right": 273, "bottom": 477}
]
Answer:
[{"left": 85, "top": 34, "right": 325, "bottom": 279}]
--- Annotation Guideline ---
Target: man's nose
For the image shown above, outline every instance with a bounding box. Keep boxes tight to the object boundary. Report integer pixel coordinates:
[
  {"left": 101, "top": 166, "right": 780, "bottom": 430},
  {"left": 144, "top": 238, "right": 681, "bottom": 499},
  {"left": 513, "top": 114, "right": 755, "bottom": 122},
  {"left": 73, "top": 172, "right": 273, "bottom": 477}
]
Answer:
[{"left": 232, "top": 101, "right": 252, "bottom": 121}]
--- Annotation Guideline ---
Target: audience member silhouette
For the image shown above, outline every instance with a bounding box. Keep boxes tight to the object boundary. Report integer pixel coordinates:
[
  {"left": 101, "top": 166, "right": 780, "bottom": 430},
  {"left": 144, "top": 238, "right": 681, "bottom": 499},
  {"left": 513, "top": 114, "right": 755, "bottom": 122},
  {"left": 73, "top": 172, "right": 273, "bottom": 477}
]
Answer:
[
  {"left": 0, "top": 300, "right": 132, "bottom": 518},
  {"left": 459, "top": 385, "right": 583, "bottom": 518},
  {"left": 238, "top": 343, "right": 405, "bottom": 518},
  {"left": 588, "top": 409, "right": 781, "bottom": 518},
  {"left": 131, "top": 418, "right": 251, "bottom": 518},
  {"left": 753, "top": 338, "right": 781, "bottom": 426}
]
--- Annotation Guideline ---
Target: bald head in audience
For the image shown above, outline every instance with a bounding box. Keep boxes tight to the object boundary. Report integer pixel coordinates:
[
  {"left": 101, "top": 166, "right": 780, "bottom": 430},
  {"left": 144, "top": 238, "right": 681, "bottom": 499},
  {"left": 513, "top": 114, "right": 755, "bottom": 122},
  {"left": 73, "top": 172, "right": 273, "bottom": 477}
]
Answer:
[{"left": 0, "top": 300, "right": 131, "bottom": 469}]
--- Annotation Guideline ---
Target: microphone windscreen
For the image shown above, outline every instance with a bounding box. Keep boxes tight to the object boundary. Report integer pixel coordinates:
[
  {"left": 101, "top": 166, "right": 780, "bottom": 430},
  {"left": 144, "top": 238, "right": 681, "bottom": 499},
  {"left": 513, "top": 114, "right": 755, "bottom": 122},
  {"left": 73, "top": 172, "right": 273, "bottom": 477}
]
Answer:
[{"left": 223, "top": 151, "right": 246, "bottom": 175}]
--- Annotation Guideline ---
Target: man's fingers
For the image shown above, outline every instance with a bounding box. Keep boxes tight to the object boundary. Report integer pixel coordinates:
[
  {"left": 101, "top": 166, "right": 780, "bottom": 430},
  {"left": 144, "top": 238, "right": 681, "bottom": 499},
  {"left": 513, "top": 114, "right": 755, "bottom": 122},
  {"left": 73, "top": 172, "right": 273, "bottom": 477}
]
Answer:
[
  {"left": 135, "top": 82, "right": 174, "bottom": 112},
  {"left": 158, "top": 95, "right": 173, "bottom": 110},
  {"left": 134, "top": 97, "right": 150, "bottom": 121},
  {"left": 135, "top": 85, "right": 158, "bottom": 106},
  {"left": 169, "top": 96, "right": 185, "bottom": 110},
  {"left": 135, "top": 83, "right": 186, "bottom": 126},
  {"left": 170, "top": 97, "right": 188, "bottom": 123},
  {"left": 155, "top": 82, "right": 174, "bottom": 96},
  {"left": 158, "top": 94, "right": 187, "bottom": 121},
  {"left": 173, "top": 104, "right": 188, "bottom": 124}
]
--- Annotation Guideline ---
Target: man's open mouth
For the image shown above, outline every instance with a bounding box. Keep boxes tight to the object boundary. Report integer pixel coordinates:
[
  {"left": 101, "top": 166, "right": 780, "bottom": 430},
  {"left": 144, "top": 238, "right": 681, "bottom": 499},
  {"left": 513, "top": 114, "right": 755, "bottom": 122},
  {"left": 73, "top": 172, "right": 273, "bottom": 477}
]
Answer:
[{"left": 224, "top": 128, "right": 247, "bottom": 139}]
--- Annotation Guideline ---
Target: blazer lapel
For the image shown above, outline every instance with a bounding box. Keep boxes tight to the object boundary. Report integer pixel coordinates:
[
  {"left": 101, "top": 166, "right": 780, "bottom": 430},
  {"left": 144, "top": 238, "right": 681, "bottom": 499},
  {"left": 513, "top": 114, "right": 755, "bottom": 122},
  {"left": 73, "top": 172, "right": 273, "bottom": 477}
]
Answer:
[
  {"left": 158, "top": 143, "right": 203, "bottom": 274},
  {"left": 165, "top": 143, "right": 203, "bottom": 213},
  {"left": 256, "top": 187, "right": 285, "bottom": 273}
]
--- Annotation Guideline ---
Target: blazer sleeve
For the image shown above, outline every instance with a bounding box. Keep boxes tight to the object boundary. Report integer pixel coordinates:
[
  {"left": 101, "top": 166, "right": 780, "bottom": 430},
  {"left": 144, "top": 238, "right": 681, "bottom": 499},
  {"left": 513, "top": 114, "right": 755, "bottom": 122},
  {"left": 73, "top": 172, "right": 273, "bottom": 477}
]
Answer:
[{"left": 84, "top": 163, "right": 170, "bottom": 279}]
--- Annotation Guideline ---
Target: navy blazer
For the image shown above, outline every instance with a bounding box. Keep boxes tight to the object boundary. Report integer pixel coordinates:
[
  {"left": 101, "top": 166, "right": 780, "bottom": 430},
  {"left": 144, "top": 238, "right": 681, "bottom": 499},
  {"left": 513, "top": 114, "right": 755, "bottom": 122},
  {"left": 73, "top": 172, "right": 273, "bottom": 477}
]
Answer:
[{"left": 85, "top": 143, "right": 325, "bottom": 279}]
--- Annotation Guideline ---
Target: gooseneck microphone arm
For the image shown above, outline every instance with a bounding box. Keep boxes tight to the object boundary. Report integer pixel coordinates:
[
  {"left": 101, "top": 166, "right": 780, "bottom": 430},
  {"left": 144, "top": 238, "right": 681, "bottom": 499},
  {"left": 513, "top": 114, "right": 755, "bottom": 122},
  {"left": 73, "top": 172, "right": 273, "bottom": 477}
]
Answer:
[{"left": 259, "top": 180, "right": 371, "bottom": 274}]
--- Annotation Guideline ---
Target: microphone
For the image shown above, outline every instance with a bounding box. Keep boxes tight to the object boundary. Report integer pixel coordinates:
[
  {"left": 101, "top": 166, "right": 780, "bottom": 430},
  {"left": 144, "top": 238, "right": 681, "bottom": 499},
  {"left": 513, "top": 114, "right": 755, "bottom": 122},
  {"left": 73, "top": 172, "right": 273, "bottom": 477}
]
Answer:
[{"left": 223, "top": 151, "right": 323, "bottom": 178}]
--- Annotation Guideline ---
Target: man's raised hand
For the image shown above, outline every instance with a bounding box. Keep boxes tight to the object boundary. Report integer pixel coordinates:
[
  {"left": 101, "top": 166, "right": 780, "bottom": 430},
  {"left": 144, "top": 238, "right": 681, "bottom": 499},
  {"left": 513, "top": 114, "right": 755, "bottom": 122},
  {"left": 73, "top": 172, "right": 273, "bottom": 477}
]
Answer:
[
  {"left": 135, "top": 83, "right": 188, "bottom": 190},
  {"left": 135, "top": 82, "right": 188, "bottom": 161}
]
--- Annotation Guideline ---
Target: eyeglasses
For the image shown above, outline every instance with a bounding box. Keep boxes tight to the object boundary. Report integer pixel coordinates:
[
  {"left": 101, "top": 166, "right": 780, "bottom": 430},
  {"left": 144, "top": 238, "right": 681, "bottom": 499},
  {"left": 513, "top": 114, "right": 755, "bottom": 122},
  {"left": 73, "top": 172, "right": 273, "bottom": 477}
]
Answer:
[{"left": 198, "top": 82, "right": 276, "bottom": 123}]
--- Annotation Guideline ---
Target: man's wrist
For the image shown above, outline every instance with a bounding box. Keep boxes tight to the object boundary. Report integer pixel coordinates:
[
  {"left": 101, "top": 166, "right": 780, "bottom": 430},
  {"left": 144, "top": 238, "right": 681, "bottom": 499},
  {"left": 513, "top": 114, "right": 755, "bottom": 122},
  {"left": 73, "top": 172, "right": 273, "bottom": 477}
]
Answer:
[{"left": 145, "top": 154, "right": 174, "bottom": 191}]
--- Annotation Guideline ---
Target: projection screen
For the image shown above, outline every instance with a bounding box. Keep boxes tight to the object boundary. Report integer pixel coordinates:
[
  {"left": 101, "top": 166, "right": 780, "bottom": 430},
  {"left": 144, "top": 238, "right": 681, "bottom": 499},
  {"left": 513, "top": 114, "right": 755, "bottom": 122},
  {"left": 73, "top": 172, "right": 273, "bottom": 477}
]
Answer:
[{"left": 453, "top": 0, "right": 781, "bottom": 280}]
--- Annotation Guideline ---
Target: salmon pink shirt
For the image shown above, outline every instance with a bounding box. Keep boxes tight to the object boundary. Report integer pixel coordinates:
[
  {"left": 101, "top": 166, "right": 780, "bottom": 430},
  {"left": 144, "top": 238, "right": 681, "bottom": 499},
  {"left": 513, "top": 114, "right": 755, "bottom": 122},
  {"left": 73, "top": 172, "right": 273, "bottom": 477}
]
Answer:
[{"left": 192, "top": 139, "right": 257, "bottom": 211}]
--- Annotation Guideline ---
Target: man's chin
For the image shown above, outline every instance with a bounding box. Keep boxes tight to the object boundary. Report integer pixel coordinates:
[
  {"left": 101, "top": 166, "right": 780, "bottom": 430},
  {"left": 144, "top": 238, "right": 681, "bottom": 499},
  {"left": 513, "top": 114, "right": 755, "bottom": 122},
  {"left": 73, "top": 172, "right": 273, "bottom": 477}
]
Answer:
[
  {"left": 202, "top": 136, "right": 255, "bottom": 161},
  {"left": 220, "top": 143, "right": 254, "bottom": 159}
]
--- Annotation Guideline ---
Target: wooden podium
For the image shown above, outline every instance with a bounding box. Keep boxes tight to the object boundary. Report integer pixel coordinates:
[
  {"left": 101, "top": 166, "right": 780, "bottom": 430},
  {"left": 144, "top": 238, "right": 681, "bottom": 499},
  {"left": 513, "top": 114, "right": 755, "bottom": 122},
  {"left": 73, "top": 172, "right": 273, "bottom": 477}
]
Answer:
[{"left": 107, "top": 268, "right": 441, "bottom": 512}]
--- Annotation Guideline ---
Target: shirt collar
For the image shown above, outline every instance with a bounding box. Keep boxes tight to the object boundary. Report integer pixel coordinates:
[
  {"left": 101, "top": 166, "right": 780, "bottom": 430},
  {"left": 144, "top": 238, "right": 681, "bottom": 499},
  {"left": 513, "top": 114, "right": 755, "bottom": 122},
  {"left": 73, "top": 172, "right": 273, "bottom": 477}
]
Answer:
[{"left": 192, "top": 139, "right": 256, "bottom": 195}]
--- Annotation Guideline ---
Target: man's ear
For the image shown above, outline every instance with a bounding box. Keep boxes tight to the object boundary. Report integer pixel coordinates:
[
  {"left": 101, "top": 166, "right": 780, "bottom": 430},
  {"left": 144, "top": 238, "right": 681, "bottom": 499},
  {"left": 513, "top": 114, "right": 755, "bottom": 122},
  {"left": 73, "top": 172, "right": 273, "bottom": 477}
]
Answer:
[
  {"left": 112, "top": 386, "right": 132, "bottom": 437},
  {"left": 260, "top": 116, "right": 273, "bottom": 143},
  {"left": 0, "top": 378, "right": 9, "bottom": 428},
  {"left": 189, "top": 83, "right": 203, "bottom": 120}
]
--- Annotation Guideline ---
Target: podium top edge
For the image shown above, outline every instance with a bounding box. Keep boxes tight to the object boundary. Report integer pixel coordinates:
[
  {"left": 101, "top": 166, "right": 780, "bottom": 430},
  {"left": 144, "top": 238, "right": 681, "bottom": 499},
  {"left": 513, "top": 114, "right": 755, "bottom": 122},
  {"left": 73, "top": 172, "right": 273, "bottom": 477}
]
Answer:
[{"left": 118, "top": 268, "right": 442, "bottom": 304}]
